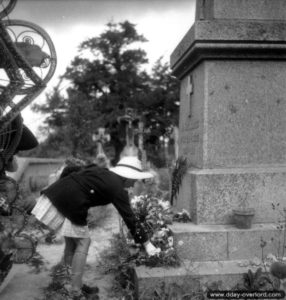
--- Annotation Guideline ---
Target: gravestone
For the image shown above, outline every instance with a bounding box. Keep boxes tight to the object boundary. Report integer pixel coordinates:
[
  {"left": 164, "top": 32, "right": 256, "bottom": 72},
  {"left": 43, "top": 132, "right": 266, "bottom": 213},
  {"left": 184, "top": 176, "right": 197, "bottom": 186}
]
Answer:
[{"left": 118, "top": 108, "right": 139, "bottom": 158}]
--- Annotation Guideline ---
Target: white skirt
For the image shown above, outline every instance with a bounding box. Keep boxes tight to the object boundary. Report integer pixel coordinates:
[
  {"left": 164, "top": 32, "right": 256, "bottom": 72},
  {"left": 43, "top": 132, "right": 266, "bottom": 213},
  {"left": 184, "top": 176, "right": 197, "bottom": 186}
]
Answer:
[
  {"left": 32, "top": 194, "right": 90, "bottom": 238},
  {"left": 61, "top": 218, "right": 90, "bottom": 238},
  {"left": 32, "top": 194, "right": 65, "bottom": 231}
]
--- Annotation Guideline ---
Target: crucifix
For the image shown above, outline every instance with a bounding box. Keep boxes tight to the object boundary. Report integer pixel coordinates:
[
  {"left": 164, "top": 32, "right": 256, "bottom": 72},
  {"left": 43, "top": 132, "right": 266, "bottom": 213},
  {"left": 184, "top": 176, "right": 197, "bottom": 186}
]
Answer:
[
  {"left": 117, "top": 108, "right": 139, "bottom": 157},
  {"left": 92, "top": 127, "right": 110, "bottom": 156},
  {"left": 135, "top": 120, "right": 150, "bottom": 170}
]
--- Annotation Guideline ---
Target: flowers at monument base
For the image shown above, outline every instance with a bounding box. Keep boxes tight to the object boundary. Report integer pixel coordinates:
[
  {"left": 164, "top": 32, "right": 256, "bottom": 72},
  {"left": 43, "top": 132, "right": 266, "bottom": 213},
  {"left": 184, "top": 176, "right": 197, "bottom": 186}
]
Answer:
[
  {"left": 123, "top": 194, "right": 180, "bottom": 267},
  {"left": 173, "top": 209, "right": 191, "bottom": 223}
]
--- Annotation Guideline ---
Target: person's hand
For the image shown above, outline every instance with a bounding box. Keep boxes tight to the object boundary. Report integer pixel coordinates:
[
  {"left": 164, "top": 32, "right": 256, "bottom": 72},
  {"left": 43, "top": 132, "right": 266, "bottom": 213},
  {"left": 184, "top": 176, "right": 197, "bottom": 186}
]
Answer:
[{"left": 144, "top": 241, "right": 161, "bottom": 256}]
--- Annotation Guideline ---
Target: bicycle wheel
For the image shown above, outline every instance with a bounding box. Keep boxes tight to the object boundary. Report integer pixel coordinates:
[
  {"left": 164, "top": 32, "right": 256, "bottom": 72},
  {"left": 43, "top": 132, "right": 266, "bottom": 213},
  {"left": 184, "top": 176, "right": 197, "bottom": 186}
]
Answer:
[
  {"left": 0, "top": 0, "right": 17, "bottom": 19},
  {"left": 13, "top": 233, "right": 36, "bottom": 263},
  {"left": 0, "top": 205, "right": 27, "bottom": 235},
  {"left": 0, "top": 176, "right": 19, "bottom": 205}
]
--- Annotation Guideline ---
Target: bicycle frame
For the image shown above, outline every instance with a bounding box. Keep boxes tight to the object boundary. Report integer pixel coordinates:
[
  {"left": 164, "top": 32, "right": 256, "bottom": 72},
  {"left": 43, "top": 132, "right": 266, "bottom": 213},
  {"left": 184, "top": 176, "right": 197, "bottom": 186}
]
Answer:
[
  {"left": 0, "top": 0, "right": 57, "bottom": 167},
  {"left": 0, "top": 0, "right": 57, "bottom": 280}
]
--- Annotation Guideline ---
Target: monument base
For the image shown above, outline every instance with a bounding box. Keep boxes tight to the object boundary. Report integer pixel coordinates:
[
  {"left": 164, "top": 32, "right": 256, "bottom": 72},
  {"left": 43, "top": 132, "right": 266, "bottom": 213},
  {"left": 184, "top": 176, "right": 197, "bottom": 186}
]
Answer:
[
  {"left": 134, "top": 259, "right": 265, "bottom": 299},
  {"left": 170, "top": 222, "right": 282, "bottom": 262},
  {"left": 174, "top": 166, "right": 286, "bottom": 225},
  {"left": 129, "top": 221, "right": 284, "bottom": 299}
]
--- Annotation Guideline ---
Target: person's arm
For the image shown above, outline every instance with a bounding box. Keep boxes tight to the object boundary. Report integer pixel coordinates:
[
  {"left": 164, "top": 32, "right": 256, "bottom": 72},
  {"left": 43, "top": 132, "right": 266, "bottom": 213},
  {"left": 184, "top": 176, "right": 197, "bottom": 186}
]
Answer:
[
  {"left": 112, "top": 189, "right": 160, "bottom": 256},
  {"left": 113, "top": 189, "right": 148, "bottom": 244}
]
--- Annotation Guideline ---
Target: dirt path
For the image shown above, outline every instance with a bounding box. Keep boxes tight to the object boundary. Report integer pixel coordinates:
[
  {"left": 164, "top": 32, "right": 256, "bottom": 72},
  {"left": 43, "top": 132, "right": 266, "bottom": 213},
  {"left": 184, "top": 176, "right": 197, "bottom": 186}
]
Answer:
[{"left": 0, "top": 204, "right": 120, "bottom": 300}]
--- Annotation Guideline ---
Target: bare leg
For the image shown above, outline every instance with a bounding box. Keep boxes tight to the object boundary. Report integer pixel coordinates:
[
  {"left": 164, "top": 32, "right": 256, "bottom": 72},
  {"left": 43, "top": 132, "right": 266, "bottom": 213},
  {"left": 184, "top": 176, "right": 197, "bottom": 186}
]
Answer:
[
  {"left": 71, "top": 237, "right": 91, "bottom": 291},
  {"left": 63, "top": 237, "right": 76, "bottom": 268}
]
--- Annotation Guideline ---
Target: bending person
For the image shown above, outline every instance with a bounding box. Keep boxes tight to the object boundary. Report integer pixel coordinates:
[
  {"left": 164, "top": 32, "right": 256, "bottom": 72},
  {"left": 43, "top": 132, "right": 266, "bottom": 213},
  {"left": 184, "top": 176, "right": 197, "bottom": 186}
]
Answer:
[{"left": 32, "top": 156, "right": 160, "bottom": 300}]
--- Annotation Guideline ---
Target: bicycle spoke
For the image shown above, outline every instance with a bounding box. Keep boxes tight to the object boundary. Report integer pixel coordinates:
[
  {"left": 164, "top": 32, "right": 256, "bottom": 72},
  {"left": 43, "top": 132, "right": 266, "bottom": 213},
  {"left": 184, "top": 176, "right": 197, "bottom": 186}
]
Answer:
[
  {"left": 13, "top": 233, "right": 36, "bottom": 263},
  {"left": 0, "top": 206, "right": 27, "bottom": 235}
]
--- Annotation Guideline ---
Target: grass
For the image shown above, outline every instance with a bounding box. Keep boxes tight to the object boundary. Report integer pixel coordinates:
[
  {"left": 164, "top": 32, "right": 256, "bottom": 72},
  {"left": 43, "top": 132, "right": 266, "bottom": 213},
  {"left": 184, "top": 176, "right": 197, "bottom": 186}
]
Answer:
[
  {"left": 96, "top": 233, "right": 208, "bottom": 300},
  {"left": 96, "top": 233, "right": 136, "bottom": 299}
]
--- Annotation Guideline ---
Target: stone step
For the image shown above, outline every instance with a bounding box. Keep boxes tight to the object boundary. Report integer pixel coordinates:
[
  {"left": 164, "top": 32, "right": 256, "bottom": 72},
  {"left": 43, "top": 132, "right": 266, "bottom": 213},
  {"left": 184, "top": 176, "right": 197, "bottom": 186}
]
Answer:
[
  {"left": 170, "top": 222, "right": 282, "bottom": 261},
  {"left": 134, "top": 259, "right": 269, "bottom": 299}
]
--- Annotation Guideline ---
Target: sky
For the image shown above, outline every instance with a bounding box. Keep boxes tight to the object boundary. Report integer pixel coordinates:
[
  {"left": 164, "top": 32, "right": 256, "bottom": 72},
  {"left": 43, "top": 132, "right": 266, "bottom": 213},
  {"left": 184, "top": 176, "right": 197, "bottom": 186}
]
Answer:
[{"left": 8, "top": 0, "right": 196, "bottom": 138}]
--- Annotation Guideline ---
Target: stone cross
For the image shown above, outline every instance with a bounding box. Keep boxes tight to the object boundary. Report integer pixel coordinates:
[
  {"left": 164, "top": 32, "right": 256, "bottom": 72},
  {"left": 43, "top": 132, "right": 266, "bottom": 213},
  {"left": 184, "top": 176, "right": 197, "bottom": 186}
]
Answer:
[
  {"left": 92, "top": 127, "right": 110, "bottom": 155},
  {"left": 118, "top": 108, "right": 139, "bottom": 158},
  {"left": 134, "top": 120, "right": 150, "bottom": 170},
  {"left": 136, "top": 121, "right": 150, "bottom": 152}
]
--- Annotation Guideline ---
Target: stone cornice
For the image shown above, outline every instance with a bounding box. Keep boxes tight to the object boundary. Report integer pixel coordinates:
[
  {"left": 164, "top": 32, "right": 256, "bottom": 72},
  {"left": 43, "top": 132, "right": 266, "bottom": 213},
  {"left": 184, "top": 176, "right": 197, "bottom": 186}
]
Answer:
[{"left": 171, "top": 20, "right": 286, "bottom": 78}]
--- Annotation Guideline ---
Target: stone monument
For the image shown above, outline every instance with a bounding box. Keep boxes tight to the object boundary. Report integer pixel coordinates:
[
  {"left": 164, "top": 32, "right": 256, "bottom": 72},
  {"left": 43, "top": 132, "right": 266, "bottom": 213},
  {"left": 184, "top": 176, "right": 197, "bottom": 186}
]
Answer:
[
  {"left": 171, "top": 0, "right": 286, "bottom": 226},
  {"left": 171, "top": 0, "right": 286, "bottom": 280},
  {"left": 134, "top": 0, "right": 286, "bottom": 296}
]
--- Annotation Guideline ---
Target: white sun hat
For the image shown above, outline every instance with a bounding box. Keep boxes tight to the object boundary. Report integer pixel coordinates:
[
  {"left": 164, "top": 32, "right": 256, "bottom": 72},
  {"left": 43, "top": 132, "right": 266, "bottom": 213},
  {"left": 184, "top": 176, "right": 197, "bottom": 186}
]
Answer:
[{"left": 109, "top": 156, "right": 154, "bottom": 180}]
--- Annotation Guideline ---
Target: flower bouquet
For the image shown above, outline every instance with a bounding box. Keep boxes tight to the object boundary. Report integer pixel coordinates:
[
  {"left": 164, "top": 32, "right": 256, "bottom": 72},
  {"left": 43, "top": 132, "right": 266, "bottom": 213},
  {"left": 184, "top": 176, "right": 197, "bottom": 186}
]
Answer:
[{"left": 123, "top": 194, "right": 180, "bottom": 267}]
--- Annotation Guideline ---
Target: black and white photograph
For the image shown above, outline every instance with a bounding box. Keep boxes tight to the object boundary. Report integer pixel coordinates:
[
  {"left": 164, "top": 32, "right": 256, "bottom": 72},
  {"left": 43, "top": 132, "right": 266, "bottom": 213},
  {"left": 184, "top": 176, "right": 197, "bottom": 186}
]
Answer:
[{"left": 0, "top": 0, "right": 286, "bottom": 299}]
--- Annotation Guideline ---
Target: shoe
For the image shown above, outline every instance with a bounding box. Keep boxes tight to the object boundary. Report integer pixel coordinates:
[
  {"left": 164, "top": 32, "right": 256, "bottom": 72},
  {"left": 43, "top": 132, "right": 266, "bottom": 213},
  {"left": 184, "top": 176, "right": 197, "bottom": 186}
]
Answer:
[
  {"left": 54, "top": 264, "right": 71, "bottom": 280},
  {"left": 89, "top": 295, "right": 100, "bottom": 300},
  {"left": 64, "top": 284, "right": 86, "bottom": 300},
  {"left": 71, "top": 291, "right": 86, "bottom": 300},
  {"left": 73, "top": 294, "right": 86, "bottom": 300},
  {"left": 81, "top": 284, "right": 99, "bottom": 294}
]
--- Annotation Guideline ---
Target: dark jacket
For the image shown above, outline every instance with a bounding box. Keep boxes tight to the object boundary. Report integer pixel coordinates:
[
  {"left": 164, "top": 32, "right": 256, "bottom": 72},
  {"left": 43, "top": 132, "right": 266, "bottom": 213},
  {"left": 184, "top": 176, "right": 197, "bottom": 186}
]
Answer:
[{"left": 42, "top": 165, "right": 148, "bottom": 244}]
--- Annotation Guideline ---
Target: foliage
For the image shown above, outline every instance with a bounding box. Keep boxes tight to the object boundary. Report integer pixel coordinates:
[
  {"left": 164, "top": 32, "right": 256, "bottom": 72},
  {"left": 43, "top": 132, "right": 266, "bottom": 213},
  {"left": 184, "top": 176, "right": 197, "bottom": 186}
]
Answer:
[
  {"left": 150, "top": 281, "right": 204, "bottom": 300},
  {"left": 122, "top": 194, "right": 180, "bottom": 268},
  {"left": 131, "top": 195, "right": 173, "bottom": 232},
  {"left": 259, "top": 203, "right": 286, "bottom": 291},
  {"left": 173, "top": 209, "right": 192, "bottom": 223},
  {"left": 22, "top": 130, "right": 71, "bottom": 158},
  {"left": 37, "top": 263, "right": 71, "bottom": 300},
  {"left": 32, "top": 21, "right": 180, "bottom": 164},
  {"left": 241, "top": 268, "right": 273, "bottom": 291},
  {"left": 97, "top": 233, "right": 137, "bottom": 300},
  {"left": 98, "top": 233, "right": 203, "bottom": 300},
  {"left": 37, "top": 263, "right": 100, "bottom": 300},
  {"left": 156, "top": 168, "right": 171, "bottom": 192},
  {"left": 26, "top": 251, "right": 46, "bottom": 274},
  {"left": 171, "top": 157, "right": 189, "bottom": 205},
  {"left": 270, "top": 261, "right": 286, "bottom": 281},
  {"left": 271, "top": 203, "right": 286, "bottom": 260}
]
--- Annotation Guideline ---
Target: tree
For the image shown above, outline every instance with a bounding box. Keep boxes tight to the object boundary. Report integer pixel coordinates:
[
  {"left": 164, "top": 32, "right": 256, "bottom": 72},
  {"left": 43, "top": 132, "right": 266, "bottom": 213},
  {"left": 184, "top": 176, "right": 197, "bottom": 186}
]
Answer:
[
  {"left": 32, "top": 21, "right": 179, "bottom": 165},
  {"left": 123, "top": 57, "right": 180, "bottom": 167}
]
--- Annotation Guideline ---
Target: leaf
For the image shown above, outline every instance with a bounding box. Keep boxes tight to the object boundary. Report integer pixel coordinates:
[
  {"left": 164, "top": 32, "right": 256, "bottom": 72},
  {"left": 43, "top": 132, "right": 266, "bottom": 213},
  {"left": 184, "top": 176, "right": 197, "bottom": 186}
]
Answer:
[
  {"left": 254, "top": 267, "right": 262, "bottom": 280},
  {"left": 171, "top": 157, "right": 189, "bottom": 205}
]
